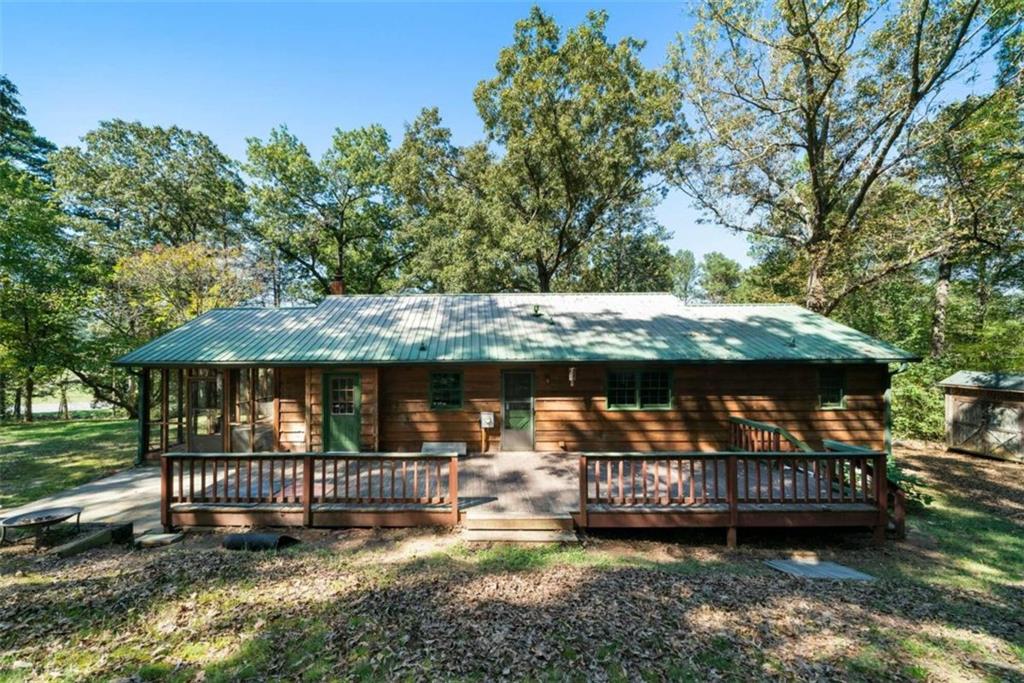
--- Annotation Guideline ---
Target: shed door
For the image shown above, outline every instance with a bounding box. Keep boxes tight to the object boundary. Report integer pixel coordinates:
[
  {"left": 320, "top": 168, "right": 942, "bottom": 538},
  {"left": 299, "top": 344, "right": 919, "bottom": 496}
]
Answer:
[
  {"left": 501, "top": 371, "right": 534, "bottom": 451},
  {"left": 324, "top": 373, "right": 361, "bottom": 452},
  {"left": 952, "top": 398, "right": 1022, "bottom": 459}
]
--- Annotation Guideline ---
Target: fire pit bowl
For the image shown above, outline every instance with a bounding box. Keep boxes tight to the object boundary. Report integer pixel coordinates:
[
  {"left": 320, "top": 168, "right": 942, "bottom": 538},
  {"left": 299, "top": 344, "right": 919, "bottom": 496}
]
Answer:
[{"left": 0, "top": 506, "right": 82, "bottom": 545}]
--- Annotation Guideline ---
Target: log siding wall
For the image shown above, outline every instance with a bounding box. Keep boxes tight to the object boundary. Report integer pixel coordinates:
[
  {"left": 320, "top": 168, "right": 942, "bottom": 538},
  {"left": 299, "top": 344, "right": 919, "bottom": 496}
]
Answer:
[
  {"left": 378, "top": 363, "right": 888, "bottom": 453},
  {"left": 148, "top": 363, "right": 887, "bottom": 456}
]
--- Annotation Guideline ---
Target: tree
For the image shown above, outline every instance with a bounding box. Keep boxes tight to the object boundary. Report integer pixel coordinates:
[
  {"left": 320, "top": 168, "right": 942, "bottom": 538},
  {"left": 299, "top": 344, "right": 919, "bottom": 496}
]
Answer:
[
  {"left": 0, "top": 162, "right": 83, "bottom": 421},
  {"left": 246, "top": 125, "right": 405, "bottom": 298},
  {"left": 670, "top": 250, "right": 701, "bottom": 302},
  {"left": 51, "top": 120, "right": 247, "bottom": 259},
  {"left": 64, "top": 243, "right": 262, "bottom": 416},
  {"left": 670, "top": 0, "right": 1019, "bottom": 312},
  {"left": 564, "top": 212, "right": 675, "bottom": 292},
  {"left": 474, "top": 7, "right": 686, "bottom": 291},
  {"left": 699, "top": 252, "right": 743, "bottom": 303},
  {"left": 0, "top": 74, "right": 55, "bottom": 178},
  {"left": 916, "top": 90, "right": 1024, "bottom": 356}
]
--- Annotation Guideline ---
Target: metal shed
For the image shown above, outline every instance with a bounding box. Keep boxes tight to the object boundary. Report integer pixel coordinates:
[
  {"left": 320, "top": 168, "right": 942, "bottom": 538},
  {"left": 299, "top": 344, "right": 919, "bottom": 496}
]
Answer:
[{"left": 939, "top": 371, "right": 1024, "bottom": 462}]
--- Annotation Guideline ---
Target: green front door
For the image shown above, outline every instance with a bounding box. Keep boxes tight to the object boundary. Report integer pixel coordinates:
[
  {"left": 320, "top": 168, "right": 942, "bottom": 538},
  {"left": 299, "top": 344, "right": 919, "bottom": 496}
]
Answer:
[{"left": 324, "top": 373, "right": 361, "bottom": 452}]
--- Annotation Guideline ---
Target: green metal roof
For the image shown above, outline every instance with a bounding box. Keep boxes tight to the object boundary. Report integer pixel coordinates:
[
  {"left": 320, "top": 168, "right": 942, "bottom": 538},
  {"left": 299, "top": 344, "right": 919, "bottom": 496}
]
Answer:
[
  {"left": 114, "top": 293, "right": 918, "bottom": 366},
  {"left": 939, "top": 370, "right": 1024, "bottom": 393}
]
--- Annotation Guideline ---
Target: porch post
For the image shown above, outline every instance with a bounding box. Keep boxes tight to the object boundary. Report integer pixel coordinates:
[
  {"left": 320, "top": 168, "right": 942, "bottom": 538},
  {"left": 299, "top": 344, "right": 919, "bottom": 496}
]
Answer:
[
  {"left": 726, "top": 455, "right": 738, "bottom": 548},
  {"left": 873, "top": 452, "right": 888, "bottom": 546},
  {"left": 137, "top": 369, "right": 151, "bottom": 466},
  {"left": 160, "top": 454, "right": 172, "bottom": 532},
  {"left": 303, "top": 455, "right": 314, "bottom": 527},
  {"left": 578, "top": 455, "right": 588, "bottom": 528},
  {"left": 449, "top": 455, "right": 459, "bottom": 526}
]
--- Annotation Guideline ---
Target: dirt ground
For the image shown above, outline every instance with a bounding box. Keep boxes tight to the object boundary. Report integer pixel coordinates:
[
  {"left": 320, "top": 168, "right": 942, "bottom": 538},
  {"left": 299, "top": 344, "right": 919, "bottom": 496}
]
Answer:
[{"left": 1, "top": 443, "right": 1022, "bottom": 681}]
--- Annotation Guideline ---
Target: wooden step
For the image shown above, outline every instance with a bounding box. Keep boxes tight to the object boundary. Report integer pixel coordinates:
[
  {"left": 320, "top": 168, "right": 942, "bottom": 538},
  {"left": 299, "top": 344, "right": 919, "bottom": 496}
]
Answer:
[
  {"left": 461, "top": 513, "right": 574, "bottom": 531},
  {"left": 461, "top": 529, "right": 579, "bottom": 543}
]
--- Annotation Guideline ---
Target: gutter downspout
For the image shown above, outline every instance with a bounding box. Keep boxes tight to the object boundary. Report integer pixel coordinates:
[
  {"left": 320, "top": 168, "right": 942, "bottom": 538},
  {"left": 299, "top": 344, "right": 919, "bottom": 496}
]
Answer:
[{"left": 885, "top": 362, "right": 911, "bottom": 458}]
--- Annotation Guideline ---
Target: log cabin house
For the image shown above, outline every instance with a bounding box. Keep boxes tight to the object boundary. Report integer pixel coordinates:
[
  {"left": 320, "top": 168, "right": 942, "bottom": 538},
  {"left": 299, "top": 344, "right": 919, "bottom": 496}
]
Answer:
[{"left": 116, "top": 293, "right": 917, "bottom": 544}]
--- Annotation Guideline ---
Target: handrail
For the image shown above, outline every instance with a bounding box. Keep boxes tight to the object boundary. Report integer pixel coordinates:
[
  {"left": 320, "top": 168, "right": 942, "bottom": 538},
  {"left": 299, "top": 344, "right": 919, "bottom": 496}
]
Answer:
[
  {"left": 160, "top": 451, "right": 460, "bottom": 531},
  {"left": 580, "top": 448, "right": 890, "bottom": 546},
  {"left": 581, "top": 450, "right": 882, "bottom": 459},
  {"left": 822, "top": 439, "right": 875, "bottom": 453},
  {"left": 728, "top": 416, "right": 814, "bottom": 453},
  {"left": 163, "top": 451, "right": 458, "bottom": 460},
  {"left": 824, "top": 439, "right": 906, "bottom": 539}
]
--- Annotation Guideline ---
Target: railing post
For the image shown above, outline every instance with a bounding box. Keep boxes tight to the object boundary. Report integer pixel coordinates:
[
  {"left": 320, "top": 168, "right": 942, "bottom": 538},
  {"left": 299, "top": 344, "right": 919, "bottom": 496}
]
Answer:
[
  {"left": 891, "top": 487, "right": 907, "bottom": 540},
  {"left": 303, "top": 455, "right": 314, "bottom": 527},
  {"left": 449, "top": 455, "right": 459, "bottom": 527},
  {"left": 578, "top": 455, "right": 588, "bottom": 528},
  {"left": 160, "top": 455, "right": 172, "bottom": 532},
  {"left": 726, "top": 455, "right": 738, "bottom": 549},
  {"left": 874, "top": 452, "right": 888, "bottom": 546}
]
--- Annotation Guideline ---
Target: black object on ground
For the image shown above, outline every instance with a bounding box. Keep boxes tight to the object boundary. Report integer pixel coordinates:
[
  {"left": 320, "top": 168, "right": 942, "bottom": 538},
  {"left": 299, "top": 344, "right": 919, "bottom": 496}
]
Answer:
[
  {"left": 0, "top": 506, "right": 82, "bottom": 545},
  {"left": 222, "top": 533, "right": 300, "bottom": 551}
]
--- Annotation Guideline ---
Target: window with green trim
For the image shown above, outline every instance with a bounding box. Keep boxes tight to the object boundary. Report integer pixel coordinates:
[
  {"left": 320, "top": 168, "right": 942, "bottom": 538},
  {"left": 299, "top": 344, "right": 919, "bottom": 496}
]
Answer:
[
  {"left": 607, "top": 370, "right": 672, "bottom": 409},
  {"left": 818, "top": 367, "right": 846, "bottom": 409},
  {"left": 430, "top": 372, "right": 463, "bottom": 410}
]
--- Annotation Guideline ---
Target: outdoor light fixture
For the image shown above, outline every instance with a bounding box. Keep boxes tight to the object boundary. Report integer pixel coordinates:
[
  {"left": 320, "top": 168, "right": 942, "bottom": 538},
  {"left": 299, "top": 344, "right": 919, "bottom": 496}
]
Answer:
[{"left": 569, "top": 366, "right": 577, "bottom": 387}]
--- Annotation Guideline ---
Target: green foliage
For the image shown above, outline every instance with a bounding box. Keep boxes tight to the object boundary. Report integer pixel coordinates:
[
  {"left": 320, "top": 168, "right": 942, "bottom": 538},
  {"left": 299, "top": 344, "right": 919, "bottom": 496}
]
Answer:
[
  {"left": 891, "top": 360, "right": 950, "bottom": 441},
  {"left": 669, "top": 249, "right": 699, "bottom": 302},
  {"left": 245, "top": 125, "right": 404, "bottom": 297},
  {"left": 698, "top": 252, "right": 742, "bottom": 303},
  {"left": 51, "top": 120, "right": 247, "bottom": 259},
  {"left": 887, "top": 456, "right": 934, "bottom": 507},
  {"left": 670, "top": 0, "right": 1012, "bottom": 312},
  {"left": 471, "top": 7, "right": 686, "bottom": 291},
  {"left": 0, "top": 74, "right": 55, "bottom": 178}
]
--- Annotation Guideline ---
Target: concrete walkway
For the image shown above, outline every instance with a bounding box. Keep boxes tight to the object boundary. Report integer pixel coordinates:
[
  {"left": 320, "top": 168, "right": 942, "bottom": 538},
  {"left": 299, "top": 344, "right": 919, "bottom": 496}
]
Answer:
[{"left": 2, "top": 467, "right": 162, "bottom": 535}]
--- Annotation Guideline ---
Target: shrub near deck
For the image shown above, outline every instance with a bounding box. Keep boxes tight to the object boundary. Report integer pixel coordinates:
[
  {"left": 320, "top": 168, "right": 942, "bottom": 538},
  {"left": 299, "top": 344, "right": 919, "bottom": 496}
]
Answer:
[{"left": 1, "top": 445, "right": 1022, "bottom": 681}]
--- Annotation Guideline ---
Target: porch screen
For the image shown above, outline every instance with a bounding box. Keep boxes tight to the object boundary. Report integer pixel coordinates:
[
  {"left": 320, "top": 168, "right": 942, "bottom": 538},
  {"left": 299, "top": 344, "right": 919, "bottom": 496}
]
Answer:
[
  {"left": 229, "top": 368, "right": 275, "bottom": 452},
  {"left": 189, "top": 370, "right": 224, "bottom": 452}
]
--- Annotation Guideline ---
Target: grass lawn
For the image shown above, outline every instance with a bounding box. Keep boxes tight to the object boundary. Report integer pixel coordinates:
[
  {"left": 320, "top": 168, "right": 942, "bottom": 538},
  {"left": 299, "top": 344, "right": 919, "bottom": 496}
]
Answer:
[
  {"left": 0, "top": 438, "right": 1022, "bottom": 681},
  {"left": 0, "top": 419, "right": 136, "bottom": 510}
]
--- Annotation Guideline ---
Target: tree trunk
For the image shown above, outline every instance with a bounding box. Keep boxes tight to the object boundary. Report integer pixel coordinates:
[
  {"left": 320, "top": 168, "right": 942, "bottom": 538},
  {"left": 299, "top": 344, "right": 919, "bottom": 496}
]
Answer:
[
  {"left": 536, "top": 259, "right": 552, "bottom": 293},
  {"left": 13, "top": 387, "right": 21, "bottom": 420},
  {"left": 805, "top": 248, "right": 830, "bottom": 313},
  {"left": 0, "top": 373, "right": 6, "bottom": 421},
  {"left": 975, "top": 252, "right": 989, "bottom": 334},
  {"left": 931, "top": 256, "right": 952, "bottom": 358},
  {"left": 24, "top": 374, "right": 34, "bottom": 423},
  {"left": 71, "top": 369, "right": 138, "bottom": 418},
  {"left": 58, "top": 384, "right": 70, "bottom": 419}
]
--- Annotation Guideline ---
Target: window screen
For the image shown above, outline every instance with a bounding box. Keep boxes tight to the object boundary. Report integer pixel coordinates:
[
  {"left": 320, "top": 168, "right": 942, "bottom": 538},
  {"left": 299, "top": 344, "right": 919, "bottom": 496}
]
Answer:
[
  {"left": 607, "top": 371, "right": 638, "bottom": 408},
  {"left": 608, "top": 370, "right": 671, "bottom": 409},
  {"left": 639, "top": 371, "right": 671, "bottom": 408},
  {"left": 430, "top": 372, "right": 463, "bottom": 410},
  {"left": 819, "top": 367, "right": 846, "bottom": 409}
]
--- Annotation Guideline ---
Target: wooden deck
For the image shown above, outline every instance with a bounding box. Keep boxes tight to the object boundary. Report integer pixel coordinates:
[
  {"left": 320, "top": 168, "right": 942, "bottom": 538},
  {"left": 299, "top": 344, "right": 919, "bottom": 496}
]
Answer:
[
  {"left": 158, "top": 419, "right": 898, "bottom": 545},
  {"left": 458, "top": 452, "right": 578, "bottom": 518}
]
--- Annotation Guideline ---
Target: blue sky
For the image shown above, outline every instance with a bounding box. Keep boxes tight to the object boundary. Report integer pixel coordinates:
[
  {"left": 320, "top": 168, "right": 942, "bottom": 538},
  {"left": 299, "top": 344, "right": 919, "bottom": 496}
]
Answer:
[{"left": 0, "top": 1, "right": 751, "bottom": 264}]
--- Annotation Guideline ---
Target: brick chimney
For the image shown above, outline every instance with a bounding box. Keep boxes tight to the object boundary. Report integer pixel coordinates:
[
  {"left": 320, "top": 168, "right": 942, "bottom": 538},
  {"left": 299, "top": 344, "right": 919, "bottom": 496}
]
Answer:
[{"left": 328, "top": 275, "right": 345, "bottom": 295}]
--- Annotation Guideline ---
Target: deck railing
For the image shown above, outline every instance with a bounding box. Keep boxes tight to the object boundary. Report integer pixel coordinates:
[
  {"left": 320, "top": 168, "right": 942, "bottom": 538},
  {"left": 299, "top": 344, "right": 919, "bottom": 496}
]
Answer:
[
  {"left": 161, "top": 452, "right": 459, "bottom": 530},
  {"left": 728, "top": 416, "right": 813, "bottom": 453},
  {"left": 579, "top": 448, "right": 888, "bottom": 546}
]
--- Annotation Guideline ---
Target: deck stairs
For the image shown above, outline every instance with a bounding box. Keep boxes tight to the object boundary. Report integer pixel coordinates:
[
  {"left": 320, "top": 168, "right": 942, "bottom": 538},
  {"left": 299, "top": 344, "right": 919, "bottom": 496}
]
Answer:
[{"left": 460, "top": 512, "right": 578, "bottom": 543}]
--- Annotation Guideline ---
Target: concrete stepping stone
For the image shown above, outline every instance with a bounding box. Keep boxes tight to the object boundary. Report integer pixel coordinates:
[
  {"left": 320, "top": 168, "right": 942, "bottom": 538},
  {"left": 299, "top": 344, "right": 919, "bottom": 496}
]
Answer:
[
  {"left": 765, "top": 558, "right": 875, "bottom": 581},
  {"left": 135, "top": 532, "right": 184, "bottom": 549}
]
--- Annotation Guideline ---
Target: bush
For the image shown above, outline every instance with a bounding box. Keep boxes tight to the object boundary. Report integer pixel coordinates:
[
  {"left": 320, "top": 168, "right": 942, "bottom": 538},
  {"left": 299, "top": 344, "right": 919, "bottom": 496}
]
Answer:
[
  {"left": 891, "top": 359, "right": 950, "bottom": 441},
  {"left": 887, "top": 456, "right": 933, "bottom": 507}
]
